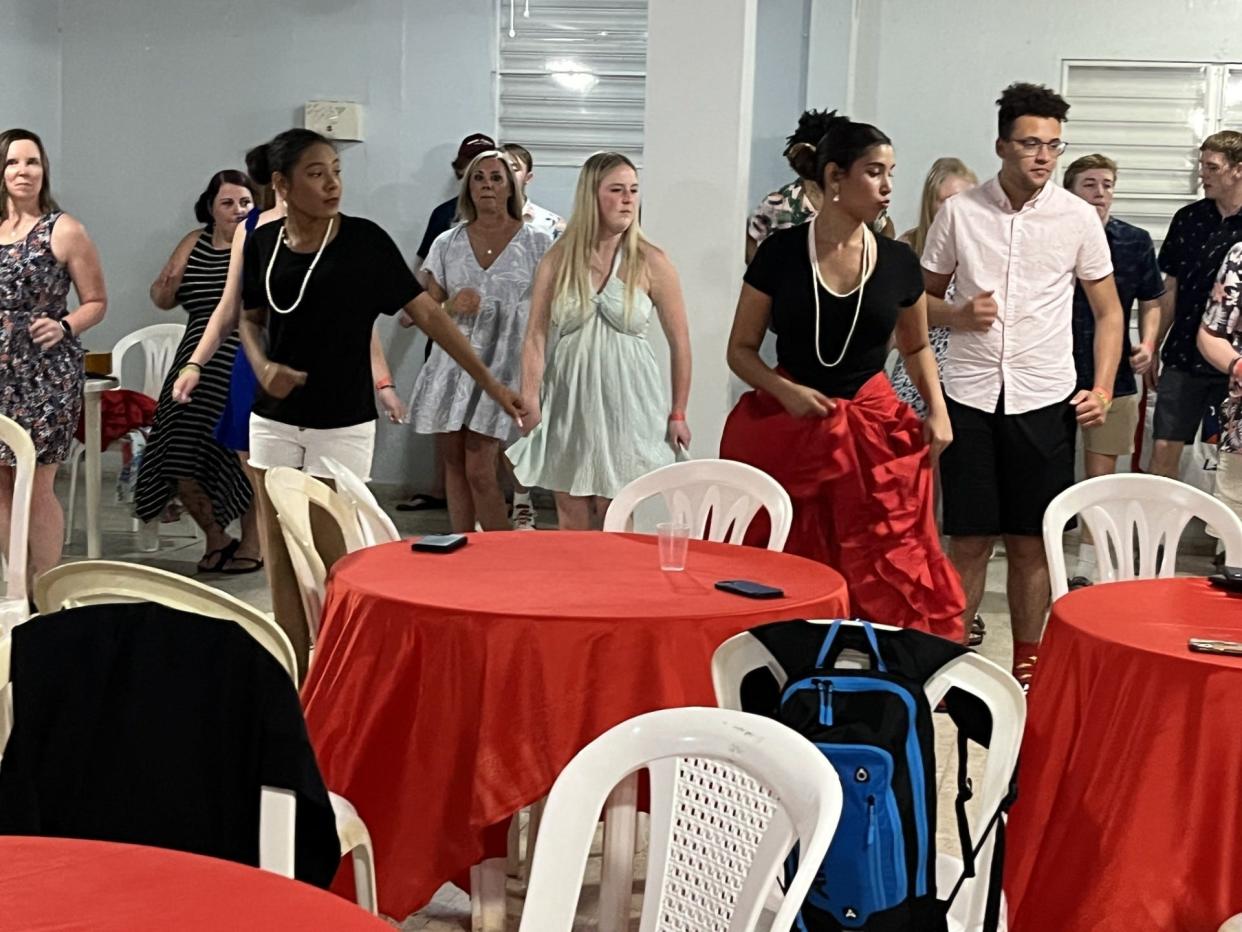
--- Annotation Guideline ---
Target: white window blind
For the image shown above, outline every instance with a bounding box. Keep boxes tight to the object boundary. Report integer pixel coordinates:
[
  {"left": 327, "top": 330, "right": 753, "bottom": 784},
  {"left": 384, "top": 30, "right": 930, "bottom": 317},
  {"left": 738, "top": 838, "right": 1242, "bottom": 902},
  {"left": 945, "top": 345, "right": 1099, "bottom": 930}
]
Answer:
[
  {"left": 1061, "top": 60, "right": 1240, "bottom": 248},
  {"left": 497, "top": 0, "right": 648, "bottom": 168}
]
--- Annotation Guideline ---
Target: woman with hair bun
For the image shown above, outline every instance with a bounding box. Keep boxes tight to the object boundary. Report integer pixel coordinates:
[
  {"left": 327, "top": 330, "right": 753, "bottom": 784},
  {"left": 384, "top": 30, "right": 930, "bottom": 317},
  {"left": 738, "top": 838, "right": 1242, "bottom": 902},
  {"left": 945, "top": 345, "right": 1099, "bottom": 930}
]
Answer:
[
  {"left": 746, "top": 109, "right": 895, "bottom": 263},
  {"left": 722, "top": 114, "right": 964, "bottom": 639},
  {"left": 138, "top": 169, "right": 263, "bottom": 572}
]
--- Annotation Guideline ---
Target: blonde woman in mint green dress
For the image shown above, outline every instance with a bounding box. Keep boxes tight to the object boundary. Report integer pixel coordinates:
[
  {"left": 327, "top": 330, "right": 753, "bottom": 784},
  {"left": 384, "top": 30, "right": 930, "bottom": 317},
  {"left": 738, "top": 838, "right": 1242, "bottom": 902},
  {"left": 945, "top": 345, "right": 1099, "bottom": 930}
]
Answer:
[{"left": 507, "top": 152, "right": 692, "bottom": 530}]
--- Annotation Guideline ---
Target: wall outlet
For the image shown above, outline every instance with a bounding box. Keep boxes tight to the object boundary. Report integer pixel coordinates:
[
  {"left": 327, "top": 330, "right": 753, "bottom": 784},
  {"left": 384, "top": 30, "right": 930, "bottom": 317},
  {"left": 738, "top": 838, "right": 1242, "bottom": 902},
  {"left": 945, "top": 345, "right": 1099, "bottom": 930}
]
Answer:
[{"left": 304, "top": 100, "right": 364, "bottom": 141}]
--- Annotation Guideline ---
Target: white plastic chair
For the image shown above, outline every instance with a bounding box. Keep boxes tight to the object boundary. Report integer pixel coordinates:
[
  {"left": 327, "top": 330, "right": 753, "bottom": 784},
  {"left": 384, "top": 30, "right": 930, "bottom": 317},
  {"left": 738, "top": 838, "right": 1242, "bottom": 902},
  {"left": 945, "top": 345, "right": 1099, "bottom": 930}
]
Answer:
[
  {"left": 711, "top": 622, "right": 1026, "bottom": 932},
  {"left": 1219, "top": 914, "right": 1242, "bottom": 932},
  {"left": 515, "top": 707, "right": 843, "bottom": 932},
  {"left": 321, "top": 456, "right": 400, "bottom": 546},
  {"left": 64, "top": 323, "right": 186, "bottom": 545},
  {"left": 1043, "top": 473, "right": 1242, "bottom": 600},
  {"left": 33, "top": 560, "right": 297, "bottom": 682},
  {"left": 26, "top": 567, "right": 377, "bottom": 913},
  {"left": 603, "top": 459, "right": 793, "bottom": 552},
  {"left": 0, "top": 417, "right": 36, "bottom": 631},
  {"left": 264, "top": 467, "right": 364, "bottom": 642}
]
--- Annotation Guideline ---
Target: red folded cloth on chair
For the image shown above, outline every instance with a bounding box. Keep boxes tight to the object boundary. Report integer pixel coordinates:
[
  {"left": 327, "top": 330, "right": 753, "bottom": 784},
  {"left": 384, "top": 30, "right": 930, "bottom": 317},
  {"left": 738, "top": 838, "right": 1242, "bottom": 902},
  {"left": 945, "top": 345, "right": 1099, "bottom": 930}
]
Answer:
[
  {"left": 720, "top": 372, "right": 964, "bottom": 640},
  {"left": 74, "top": 389, "right": 157, "bottom": 450}
]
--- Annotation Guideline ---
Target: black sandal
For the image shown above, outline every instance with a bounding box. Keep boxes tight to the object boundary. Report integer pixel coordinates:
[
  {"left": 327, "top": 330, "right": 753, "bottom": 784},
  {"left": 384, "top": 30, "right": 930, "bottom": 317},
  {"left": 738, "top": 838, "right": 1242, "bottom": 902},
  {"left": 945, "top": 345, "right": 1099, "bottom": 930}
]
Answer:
[
  {"left": 395, "top": 493, "right": 446, "bottom": 512},
  {"left": 222, "top": 556, "right": 265, "bottom": 575},
  {"left": 198, "top": 539, "right": 240, "bottom": 574}
]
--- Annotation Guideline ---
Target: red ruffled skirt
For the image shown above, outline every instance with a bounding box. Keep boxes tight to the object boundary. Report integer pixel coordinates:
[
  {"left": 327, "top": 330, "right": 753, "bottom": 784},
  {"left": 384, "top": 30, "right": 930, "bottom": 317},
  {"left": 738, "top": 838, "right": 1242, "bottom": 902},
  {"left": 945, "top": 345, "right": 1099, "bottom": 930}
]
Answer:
[{"left": 720, "top": 373, "right": 964, "bottom": 640}]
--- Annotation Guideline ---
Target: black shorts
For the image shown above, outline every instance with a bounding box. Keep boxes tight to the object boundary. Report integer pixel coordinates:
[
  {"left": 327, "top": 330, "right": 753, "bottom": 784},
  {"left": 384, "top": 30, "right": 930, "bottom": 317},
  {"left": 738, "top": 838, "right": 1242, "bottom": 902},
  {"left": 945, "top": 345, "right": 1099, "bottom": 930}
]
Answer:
[{"left": 940, "top": 390, "right": 1076, "bottom": 537}]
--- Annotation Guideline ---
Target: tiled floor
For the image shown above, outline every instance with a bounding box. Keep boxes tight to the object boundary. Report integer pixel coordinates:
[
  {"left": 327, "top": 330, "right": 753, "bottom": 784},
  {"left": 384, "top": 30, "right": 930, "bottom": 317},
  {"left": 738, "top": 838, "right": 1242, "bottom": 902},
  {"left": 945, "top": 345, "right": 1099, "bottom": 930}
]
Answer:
[{"left": 56, "top": 468, "right": 1219, "bottom": 929}]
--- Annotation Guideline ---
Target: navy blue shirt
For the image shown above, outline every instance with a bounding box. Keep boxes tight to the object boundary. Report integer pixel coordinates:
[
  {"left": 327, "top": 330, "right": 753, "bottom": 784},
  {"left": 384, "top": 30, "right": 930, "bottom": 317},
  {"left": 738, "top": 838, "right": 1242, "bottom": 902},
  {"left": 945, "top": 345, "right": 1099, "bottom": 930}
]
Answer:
[
  {"left": 1157, "top": 197, "right": 1242, "bottom": 374},
  {"left": 1072, "top": 217, "right": 1164, "bottom": 396},
  {"left": 416, "top": 197, "right": 458, "bottom": 260}
]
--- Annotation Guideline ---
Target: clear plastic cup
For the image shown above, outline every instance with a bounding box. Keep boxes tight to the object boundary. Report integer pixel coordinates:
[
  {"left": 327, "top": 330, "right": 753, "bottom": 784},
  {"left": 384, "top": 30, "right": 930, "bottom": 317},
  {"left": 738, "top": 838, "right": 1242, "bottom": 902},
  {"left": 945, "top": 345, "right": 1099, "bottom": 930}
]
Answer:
[{"left": 657, "top": 521, "right": 691, "bottom": 571}]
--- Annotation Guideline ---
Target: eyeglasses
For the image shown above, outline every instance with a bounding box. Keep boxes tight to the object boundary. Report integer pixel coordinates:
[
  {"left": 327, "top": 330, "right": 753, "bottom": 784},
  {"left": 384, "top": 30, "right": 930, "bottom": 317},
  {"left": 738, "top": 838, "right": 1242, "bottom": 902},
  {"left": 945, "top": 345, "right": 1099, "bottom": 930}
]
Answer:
[{"left": 1011, "top": 137, "right": 1068, "bottom": 156}]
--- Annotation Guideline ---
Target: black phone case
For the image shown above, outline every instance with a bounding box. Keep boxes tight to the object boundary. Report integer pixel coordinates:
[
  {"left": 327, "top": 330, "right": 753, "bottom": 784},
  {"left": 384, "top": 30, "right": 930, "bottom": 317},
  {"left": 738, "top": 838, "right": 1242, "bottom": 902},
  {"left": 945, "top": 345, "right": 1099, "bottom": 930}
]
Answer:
[
  {"left": 411, "top": 535, "right": 468, "bottom": 553},
  {"left": 714, "top": 579, "right": 785, "bottom": 599}
]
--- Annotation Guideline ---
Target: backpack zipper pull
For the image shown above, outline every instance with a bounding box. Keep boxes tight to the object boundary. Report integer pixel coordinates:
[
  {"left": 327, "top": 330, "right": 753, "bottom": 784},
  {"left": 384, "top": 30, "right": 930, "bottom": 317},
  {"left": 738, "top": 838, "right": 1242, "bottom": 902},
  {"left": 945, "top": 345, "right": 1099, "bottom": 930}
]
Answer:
[
  {"left": 866, "top": 795, "right": 877, "bottom": 846},
  {"left": 817, "top": 680, "right": 833, "bottom": 726}
]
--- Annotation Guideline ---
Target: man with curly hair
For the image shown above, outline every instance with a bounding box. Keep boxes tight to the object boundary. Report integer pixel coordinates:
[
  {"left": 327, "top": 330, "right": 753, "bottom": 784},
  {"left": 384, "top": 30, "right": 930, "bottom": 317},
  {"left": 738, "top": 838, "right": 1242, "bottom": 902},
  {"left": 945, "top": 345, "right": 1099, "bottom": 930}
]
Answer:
[{"left": 920, "top": 82, "right": 1125, "bottom": 688}]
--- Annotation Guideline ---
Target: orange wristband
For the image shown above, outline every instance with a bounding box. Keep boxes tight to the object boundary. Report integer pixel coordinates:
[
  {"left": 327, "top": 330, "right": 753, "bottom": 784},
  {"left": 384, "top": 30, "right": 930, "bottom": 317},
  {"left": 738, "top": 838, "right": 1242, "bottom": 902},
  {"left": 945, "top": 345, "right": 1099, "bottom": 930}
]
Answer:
[
  {"left": 375, "top": 380, "right": 395, "bottom": 392},
  {"left": 668, "top": 412, "right": 686, "bottom": 422}
]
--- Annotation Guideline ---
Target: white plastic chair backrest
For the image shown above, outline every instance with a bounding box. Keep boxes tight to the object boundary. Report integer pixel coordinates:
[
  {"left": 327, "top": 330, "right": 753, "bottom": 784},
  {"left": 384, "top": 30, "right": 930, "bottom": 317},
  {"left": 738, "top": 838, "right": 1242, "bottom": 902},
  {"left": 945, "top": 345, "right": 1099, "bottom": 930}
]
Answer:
[
  {"left": 0, "top": 416, "right": 36, "bottom": 605},
  {"left": 33, "top": 560, "right": 298, "bottom": 684},
  {"left": 603, "top": 458, "right": 794, "bottom": 551},
  {"left": 264, "top": 468, "right": 364, "bottom": 640},
  {"left": 1043, "top": 473, "right": 1242, "bottom": 600},
  {"left": 711, "top": 622, "right": 1026, "bottom": 932},
  {"left": 1219, "top": 914, "right": 1242, "bottom": 932},
  {"left": 111, "top": 323, "right": 185, "bottom": 399},
  {"left": 519, "top": 707, "right": 842, "bottom": 932},
  {"left": 321, "top": 456, "right": 399, "bottom": 546}
]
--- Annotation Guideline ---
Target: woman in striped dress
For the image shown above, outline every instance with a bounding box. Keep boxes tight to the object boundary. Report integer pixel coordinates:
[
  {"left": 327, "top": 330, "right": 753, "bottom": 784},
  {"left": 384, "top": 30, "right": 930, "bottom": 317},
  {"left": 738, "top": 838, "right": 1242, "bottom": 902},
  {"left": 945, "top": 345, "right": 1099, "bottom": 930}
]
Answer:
[{"left": 135, "top": 170, "right": 262, "bottom": 573}]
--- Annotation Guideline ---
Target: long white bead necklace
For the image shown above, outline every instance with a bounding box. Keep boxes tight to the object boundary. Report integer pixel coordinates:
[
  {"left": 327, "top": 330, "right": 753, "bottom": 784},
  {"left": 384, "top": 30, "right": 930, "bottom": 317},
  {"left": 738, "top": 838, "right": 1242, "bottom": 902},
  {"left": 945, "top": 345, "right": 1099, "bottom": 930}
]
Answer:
[
  {"left": 806, "top": 217, "right": 872, "bottom": 368},
  {"left": 265, "top": 215, "right": 335, "bottom": 315}
]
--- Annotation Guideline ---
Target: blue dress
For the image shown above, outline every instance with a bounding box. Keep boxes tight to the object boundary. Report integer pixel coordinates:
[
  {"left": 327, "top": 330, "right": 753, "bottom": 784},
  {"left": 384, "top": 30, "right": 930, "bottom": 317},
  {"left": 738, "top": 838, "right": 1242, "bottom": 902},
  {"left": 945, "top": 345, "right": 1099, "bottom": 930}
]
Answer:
[{"left": 214, "top": 208, "right": 260, "bottom": 452}]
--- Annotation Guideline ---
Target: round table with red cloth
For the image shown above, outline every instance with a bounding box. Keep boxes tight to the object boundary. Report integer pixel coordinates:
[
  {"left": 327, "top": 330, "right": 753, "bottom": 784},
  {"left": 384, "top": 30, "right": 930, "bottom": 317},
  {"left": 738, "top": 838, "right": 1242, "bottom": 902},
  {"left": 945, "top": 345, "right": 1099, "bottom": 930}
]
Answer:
[
  {"left": 1005, "top": 578, "right": 1242, "bottom": 931},
  {"left": 0, "top": 836, "right": 389, "bottom": 931},
  {"left": 301, "top": 531, "right": 849, "bottom": 918}
]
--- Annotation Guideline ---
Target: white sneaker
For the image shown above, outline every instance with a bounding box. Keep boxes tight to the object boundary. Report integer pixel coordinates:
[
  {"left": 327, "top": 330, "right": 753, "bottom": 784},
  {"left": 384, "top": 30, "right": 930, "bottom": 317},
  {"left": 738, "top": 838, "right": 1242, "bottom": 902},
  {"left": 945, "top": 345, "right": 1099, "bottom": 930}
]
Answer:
[{"left": 511, "top": 500, "right": 537, "bottom": 530}]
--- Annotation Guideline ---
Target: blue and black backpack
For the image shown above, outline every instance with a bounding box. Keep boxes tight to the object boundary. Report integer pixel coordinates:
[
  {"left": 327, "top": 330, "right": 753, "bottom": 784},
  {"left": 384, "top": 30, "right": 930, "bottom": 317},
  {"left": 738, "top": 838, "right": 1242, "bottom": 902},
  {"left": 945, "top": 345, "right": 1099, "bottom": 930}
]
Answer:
[{"left": 741, "top": 619, "right": 1015, "bottom": 932}]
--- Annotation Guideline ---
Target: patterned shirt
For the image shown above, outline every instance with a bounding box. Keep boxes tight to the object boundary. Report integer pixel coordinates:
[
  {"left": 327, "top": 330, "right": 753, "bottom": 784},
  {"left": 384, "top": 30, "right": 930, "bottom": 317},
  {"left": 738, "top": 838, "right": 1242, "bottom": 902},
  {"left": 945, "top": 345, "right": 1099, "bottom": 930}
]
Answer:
[
  {"left": 523, "top": 201, "right": 566, "bottom": 240},
  {"left": 1158, "top": 197, "right": 1242, "bottom": 375},
  {"left": 1202, "top": 242, "right": 1242, "bottom": 453},
  {"left": 748, "top": 180, "right": 816, "bottom": 245},
  {"left": 1071, "top": 217, "right": 1164, "bottom": 397}
]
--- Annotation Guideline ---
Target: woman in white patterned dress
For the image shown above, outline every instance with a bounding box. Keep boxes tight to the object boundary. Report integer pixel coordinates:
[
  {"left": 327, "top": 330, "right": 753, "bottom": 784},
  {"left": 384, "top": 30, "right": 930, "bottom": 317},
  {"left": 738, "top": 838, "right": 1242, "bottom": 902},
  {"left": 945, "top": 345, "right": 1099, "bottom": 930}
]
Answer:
[
  {"left": 507, "top": 152, "right": 692, "bottom": 530},
  {"left": 409, "top": 151, "right": 550, "bottom": 531}
]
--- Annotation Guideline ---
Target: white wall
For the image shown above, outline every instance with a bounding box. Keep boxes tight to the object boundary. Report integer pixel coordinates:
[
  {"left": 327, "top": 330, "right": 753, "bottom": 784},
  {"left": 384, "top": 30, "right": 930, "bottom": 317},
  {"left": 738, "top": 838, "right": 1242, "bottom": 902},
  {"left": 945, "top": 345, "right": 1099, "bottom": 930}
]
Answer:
[
  {"left": 644, "top": 0, "right": 756, "bottom": 453},
  {"left": 55, "top": 0, "right": 497, "bottom": 484},
  {"left": 0, "top": 2, "right": 61, "bottom": 159},
  {"left": 748, "top": 0, "right": 811, "bottom": 206},
  {"left": 851, "top": 0, "right": 1242, "bottom": 233}
]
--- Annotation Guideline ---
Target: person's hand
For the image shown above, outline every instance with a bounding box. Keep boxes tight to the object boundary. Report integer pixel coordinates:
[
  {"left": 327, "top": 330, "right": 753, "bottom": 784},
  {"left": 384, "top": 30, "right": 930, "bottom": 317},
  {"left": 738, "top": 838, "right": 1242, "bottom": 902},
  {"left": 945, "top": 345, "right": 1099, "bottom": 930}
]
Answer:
[
  {"left": 518, "top": 396, "right": 542, "bottom": 435},
  {"left": 260, "top": 361, "right": 308, "bottom": 399},
  {"left": 447, "top": 288, "right": 482, "bottom": 316},
  {"left": 667, "top": 417, "right": 692, "bottom": 450},
  {"left": 778, "top": 382, "right": 835, "bottom": 418},
  {"left": 1071, "top": 388, "right": 1109, "bottom": 428},
  {"left": 1144, "top": 357, "right": 1161, "bottom": 390},
  {"left": 955, "top": 290, "right": 998, "bottom": 332},
  {"left": 1130, "top": 340, "right": 1156, "bottom": 375},
  {"left": 29, "top": 317, "right": 67, "bottom": 350},
  {"left": 487, "top": 381, "right": 527, "bottom": 424},
  {"left": 398, "top": 310, "right": 417, "bottom": 329},
  {"left": 378, "top": 385, "right": 406, "bottom": 424},
  {"left": 923, "top": 409, "right": 953, "bottom": 464},
  {"left": 154, "top": 255, "right": 187, "bottom": 294},
  {"left": 172, "top": 367, "right": 200, "bottom": 404}
]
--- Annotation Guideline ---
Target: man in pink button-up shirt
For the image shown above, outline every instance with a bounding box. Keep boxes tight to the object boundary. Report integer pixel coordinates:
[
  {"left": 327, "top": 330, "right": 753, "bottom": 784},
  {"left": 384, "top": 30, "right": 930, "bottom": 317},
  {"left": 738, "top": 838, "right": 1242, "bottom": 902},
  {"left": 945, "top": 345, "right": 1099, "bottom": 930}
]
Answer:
[{"left": 921, "top": 83, "right": 1124, "bottom": 687}]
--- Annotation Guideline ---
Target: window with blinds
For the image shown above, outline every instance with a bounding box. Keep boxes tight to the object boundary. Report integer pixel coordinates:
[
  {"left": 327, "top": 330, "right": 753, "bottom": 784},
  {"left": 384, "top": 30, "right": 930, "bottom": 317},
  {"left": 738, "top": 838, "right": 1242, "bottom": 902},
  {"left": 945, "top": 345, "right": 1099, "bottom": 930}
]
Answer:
[
  {"left": 496, "top": 0, "right": 648, "bottom": 168},
  {"left": 1061, "top": 60, "right": 1242, "bottom": 248}
]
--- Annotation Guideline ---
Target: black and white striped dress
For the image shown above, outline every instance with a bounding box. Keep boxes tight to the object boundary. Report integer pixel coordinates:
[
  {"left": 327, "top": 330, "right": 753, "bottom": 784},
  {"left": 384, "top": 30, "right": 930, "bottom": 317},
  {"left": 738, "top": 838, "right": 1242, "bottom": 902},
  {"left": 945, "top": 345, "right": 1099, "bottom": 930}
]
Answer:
[{"left": 134, "top": 229, "right": 252, "bottom": 527}]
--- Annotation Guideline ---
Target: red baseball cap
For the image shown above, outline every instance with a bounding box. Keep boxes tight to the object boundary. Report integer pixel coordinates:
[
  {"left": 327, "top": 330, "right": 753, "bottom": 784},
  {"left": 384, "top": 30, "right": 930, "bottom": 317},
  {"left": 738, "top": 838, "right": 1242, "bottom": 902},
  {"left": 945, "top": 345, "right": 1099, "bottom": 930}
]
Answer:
[{"left": 455, "top": 133, "right": 497, "bottom": 166}]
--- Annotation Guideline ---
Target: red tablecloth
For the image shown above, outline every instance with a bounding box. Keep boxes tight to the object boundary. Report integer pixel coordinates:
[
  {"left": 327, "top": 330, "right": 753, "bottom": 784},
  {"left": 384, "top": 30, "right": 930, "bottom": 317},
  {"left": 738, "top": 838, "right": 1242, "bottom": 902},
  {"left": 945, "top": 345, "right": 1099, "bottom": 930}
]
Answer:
[
  {"left": 0, "top": 836, "right": 389, "bottom": 931},
  {"left": 301, "top": 531, "right": 849, "bottom": 918},
  {"left": 1005, "top": 578, "right": 1242, "bottom": 931}
]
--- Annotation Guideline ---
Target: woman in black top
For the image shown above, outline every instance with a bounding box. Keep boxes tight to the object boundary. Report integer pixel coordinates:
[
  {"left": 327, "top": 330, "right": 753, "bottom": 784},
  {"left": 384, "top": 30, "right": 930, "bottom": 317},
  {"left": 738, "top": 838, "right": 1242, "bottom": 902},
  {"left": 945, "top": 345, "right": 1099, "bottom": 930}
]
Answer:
[
  {"left": 236, "top": 128, "right": 523, "bottom": 673},
  {"left": 721, "top": 116, "right": 964, "bottom": 640}
]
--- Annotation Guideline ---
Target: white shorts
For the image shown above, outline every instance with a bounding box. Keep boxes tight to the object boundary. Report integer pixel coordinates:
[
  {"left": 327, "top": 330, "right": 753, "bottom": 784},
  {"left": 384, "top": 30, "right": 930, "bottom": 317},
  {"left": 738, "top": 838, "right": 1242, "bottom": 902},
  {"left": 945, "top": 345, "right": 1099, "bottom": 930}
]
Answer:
[{"left": 248, "top": 414, "right": 375, "bottom": 480}]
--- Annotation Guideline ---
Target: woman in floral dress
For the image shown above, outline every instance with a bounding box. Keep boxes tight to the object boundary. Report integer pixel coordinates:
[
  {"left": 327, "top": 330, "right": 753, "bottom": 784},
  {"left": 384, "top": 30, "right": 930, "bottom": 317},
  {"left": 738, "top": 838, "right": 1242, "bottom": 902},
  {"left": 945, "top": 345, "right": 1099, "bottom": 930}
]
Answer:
[{"left": 0, "top": 128, "right": 107, "bottom": 582}]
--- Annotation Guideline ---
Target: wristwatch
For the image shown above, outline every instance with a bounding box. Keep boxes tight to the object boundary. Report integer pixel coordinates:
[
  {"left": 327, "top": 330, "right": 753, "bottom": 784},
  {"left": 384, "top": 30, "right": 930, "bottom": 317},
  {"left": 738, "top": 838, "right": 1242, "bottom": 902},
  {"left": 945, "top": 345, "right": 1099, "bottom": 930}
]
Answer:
[{"left": 59, "top": 318, "right": 74, "bottom": 338}]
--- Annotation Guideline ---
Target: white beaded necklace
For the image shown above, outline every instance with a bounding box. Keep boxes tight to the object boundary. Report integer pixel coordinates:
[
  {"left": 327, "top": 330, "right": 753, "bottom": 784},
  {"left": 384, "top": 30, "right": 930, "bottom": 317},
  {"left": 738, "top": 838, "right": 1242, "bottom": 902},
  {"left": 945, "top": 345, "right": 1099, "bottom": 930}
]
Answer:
[
  {"left": 265, "top": 216, "right": 335, "bottom": 315},
  {"left": 806, "top": 217, "right": 872, "bottom": 368}
]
